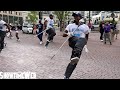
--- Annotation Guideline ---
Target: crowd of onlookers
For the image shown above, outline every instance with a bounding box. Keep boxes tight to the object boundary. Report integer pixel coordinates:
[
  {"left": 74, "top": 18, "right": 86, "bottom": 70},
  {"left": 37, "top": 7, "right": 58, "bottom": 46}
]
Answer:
[{"left": 99, "top": 20, "right": 120, "bottom": 45}]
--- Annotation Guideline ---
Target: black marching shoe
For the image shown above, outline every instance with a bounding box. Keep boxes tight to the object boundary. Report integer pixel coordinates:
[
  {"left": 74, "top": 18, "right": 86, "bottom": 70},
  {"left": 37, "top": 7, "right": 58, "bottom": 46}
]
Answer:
[
  {"left": 0, "top": 49, "right": 2, "bottom": 53},
  {"left": 45, "top": 41, "right": 49, "bottom": 48},
  {"left": 64, "top": 76, "right": 69, "bottom": 79},
  {"left": 104, "top": 42, "right": 106, "bottom": 44},
  {"left": 110, "top": 42, "right": 112, "bottom": 45}
]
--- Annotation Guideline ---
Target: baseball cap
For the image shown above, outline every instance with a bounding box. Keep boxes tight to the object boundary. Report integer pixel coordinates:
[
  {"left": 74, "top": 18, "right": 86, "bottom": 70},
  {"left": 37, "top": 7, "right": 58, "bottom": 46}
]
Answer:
[
  {"left": 72, "top": 13, "right": 83, "bottom": 18},
  {"left": 49, "top": 14, "right": 53, "bottom": 17}
]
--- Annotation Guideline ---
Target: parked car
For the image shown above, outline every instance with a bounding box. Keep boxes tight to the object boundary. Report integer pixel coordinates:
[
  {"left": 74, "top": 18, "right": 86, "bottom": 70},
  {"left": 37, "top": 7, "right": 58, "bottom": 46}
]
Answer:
[
  {"left": 91, "top": 25, "right": 99, "bottom": 31},
  {"left": 22, "top": 24, "right": 33, "bottom": 34}
]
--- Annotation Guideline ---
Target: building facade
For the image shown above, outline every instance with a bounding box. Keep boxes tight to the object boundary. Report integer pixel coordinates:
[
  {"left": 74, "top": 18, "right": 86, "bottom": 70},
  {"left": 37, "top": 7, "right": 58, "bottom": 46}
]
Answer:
[
  {"left": 22, "top": 11, "right": 29, "bottom": 23},
  {"left": 22, "top": 11, "right": 39, "bottom": 24},
  {"left": 84, "top": 11, "right": 101, "bottom": 19},
  {"left": 0, "top": 11, "right": 23, "bottom": 25},
  {"left": 21, "top": 11, "right": 52, "bottom": 24}
]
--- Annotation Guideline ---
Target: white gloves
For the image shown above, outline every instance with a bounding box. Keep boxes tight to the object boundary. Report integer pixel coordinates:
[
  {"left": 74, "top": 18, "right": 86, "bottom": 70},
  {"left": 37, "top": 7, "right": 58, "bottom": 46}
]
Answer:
[{"left": 67, "top": 32, "right": 74, "bottom": 37}]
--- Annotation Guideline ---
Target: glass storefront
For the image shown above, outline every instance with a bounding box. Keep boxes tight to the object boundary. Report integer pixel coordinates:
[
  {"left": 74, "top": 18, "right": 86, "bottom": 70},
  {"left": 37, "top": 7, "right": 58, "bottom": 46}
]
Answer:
[
  {"left": 3, "top": 15, "right": 8, "bottom": 23},
  {"left": 0, "top": 14, "right": 2, "bottom": 19},
  {"left": 9, "top": 16, "right": 14, "bottom": 24},
  {"left": 0, "top": 14, "right": 23, "bottom": 25},
  {"left": 14, "top": 16, "right": 18, "bottom": 24},
  {"left": 19, "top": 17, "right": 23, "bottom": 25}
]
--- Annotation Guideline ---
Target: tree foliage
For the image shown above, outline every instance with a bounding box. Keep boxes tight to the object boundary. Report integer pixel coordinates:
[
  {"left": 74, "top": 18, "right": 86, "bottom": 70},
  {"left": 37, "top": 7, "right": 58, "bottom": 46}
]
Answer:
[
  {"left": 53, "top": 11, "right": 70, "bottom": 22},
  {"left": 27, "top": 11, "right": 39, "bottom": 23},
  {"left": 53, "top": 11, "right": 70, "bottom": 31}
]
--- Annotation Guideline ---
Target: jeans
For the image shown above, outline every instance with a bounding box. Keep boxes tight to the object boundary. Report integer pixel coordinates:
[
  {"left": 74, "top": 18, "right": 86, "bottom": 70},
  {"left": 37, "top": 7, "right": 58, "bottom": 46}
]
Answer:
[
  {"left": 104, "top": 32, "right": 111, "bottom": 43},
  {"left": 46, "top": 28, "right": 56, "bottom": 41},
  {"left": 85, "top": 33, "right": 89, "bottom": 42},
  {"left": 68, "top": 36, "right": 87, "bottom": 59},
  {"left": 37, "top": 30, "right": 43, "bottom": 41},
  {"left": 100, "top": 31, "right": 104, "bottom": 40},
  {"left": 64, "top": 36, "right": 87, "bottom": 78},
  {"left": 15, "top": 31, "right": 19, "bottom": 39},
  {"left": 0, "top": 30, "right": 6, "bottom": 50}
]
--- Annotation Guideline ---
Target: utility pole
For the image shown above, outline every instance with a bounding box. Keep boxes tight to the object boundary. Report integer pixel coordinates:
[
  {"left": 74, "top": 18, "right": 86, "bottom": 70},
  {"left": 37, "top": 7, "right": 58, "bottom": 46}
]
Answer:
[
  {"left": 39, "top": 11, "right": 42, "bottom": 20},
  {"left": 89, "top": 11, "right": 91, "bottom": 23}
]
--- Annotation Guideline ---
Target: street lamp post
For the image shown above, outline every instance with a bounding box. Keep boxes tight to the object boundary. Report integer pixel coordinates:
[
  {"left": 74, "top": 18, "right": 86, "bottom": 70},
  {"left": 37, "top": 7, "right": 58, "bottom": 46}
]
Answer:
[
  {"left": 39, "top": 11, "right": 42, "bottom": 20},
  {"left": 89, "top": 11, "right": 91, "bottom": 23}
]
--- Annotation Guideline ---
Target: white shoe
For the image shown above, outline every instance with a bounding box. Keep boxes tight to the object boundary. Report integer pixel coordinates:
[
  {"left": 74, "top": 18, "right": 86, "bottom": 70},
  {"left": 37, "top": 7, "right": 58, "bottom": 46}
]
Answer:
[
  {"left": 100, "top": 40, "right": 103, "bottom": 42},
  {"left": 17, "top": 39, "right": 20, "bottom": 42},
  {"left": 40, "top": 41, "right": 43, "bottom": 45},
  {"left": 84, "top": 45, "right": 89, "bottom": 53},
  {"left": 71, "top": 57, "right": 79, "bottom": 61}
]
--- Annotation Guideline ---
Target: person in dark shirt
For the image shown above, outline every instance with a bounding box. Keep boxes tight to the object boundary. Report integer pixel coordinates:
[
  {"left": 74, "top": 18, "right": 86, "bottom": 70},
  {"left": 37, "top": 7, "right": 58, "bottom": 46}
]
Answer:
[
  {"left": 37, "top": 20, "right": 43, "bottom": 45},
  {"left": 99, "top": 21, "right": 104, "bottom": 41},
  {"left": 110, "top": 21, "right": 117, "bottom": 41},
  {"left": 0, "top": 18, "right": 10, "bottom": 53},
  {"left": 103, "top": 21, "right": 112, "bottom": 45}
]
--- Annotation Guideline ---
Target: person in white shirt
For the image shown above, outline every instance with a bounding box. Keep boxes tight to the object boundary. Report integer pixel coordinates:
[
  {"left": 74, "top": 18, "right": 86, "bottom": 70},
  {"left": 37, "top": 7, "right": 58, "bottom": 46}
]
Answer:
[
  {"left": 43, "top": 14, "right": 56, "bottom": 47},
  {"left": 114, "top": 21, "right": 120, "bottom": 39},
  {"left": 63, "top": 13, "right": 89, "bottom": 79},
  {"left": 79, "top": 19, "right": 90, "bottom": 52},
  {"left": 0, "top": 18, "right": 10, "bottom": 52}
]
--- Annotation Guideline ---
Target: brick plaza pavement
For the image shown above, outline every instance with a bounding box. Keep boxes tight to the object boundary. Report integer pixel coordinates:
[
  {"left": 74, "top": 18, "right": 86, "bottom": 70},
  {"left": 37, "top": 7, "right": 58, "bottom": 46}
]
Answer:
[{"left": 0, "top": 30, "right": 120, "bottom": 79}]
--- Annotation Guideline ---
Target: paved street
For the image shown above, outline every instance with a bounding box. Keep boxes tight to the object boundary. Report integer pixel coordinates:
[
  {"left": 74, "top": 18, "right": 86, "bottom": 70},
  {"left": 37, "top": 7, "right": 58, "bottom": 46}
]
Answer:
[{"left": 0, "top": 30, "right": 120, "bottom": 79}]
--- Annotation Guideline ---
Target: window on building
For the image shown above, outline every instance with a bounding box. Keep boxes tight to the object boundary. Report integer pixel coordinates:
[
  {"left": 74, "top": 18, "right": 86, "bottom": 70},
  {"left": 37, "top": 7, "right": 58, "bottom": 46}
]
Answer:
[
  {"left": 43, "top": 11, "right": 50, "bottom": 14},
  {"left": 26, "top": 17, "right": 28, "bottom": 20},
  {"left": 87, "top": 13, "right": 89, "bottom": 16},
  {"left": 19, "top": 12, "right": 21, "bottom": 16},
  {"left": 16, "top": 12, "right": 17, "bottom": 15},
  {"left": 9, "top": 11, "right": 12, "bottom": 14},
  {"left": 99, "top": 17, "right": 100, "bottom": 20}
]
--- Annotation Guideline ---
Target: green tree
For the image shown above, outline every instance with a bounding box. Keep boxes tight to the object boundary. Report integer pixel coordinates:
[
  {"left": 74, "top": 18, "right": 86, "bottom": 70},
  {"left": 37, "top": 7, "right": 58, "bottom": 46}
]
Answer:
[
  {"left": 27, "top": 11, "right": 39, "bottom": 24},
  {"left": 53, "top": 11, "right": 70, "bottom": 31}
]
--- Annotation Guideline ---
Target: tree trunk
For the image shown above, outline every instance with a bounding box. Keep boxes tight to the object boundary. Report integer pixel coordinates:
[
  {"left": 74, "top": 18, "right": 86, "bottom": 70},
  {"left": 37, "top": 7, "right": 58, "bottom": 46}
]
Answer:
[
  {"left": 60, "top": 21, "right": 63, "bottom": 32},
  {"left": 62, "top": 21, "right": 65, "bottom": 31}
]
